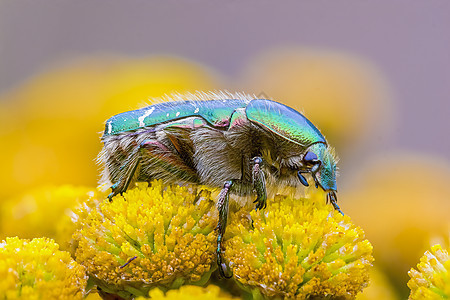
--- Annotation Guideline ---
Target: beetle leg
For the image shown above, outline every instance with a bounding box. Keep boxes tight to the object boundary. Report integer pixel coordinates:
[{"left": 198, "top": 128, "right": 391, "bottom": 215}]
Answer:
[
  {"left": 328, "top": 191, "right": 344, "bottom": 215},
  {"left": 216, "top": 180, "right": 233, "bottom": 279},
  {"left": 251, "top": 156, "right": 267, "bottom": 210}
]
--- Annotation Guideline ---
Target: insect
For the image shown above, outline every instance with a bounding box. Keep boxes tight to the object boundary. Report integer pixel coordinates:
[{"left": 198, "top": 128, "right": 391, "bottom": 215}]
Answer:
[{"left": 97, "top": 91, "right": 342, "bottom": 278}]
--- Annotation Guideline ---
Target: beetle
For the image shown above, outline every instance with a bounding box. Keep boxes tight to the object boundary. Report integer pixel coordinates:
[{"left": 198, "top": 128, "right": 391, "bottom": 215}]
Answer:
[{"left": 97, "top": 91, "right": 342, "bottom": 278}]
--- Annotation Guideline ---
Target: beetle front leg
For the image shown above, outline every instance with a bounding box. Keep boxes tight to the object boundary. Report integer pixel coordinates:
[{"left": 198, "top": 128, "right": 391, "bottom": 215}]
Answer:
[
  {"left": 216, "top": 180, "right": 233, "bottom": 279},
  {"left": 327, "top": 191, "right": 344, "bottom": 215},
  {"left": 251, "top": 156, "right": 267, "bottom": 210}
]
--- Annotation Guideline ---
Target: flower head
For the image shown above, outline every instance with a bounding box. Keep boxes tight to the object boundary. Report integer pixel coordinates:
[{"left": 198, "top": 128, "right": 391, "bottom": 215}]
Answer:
[
  {"left": 408, "top": 244, "right": 450, "bottom": 299},
  {"left": 73, "top": 181, "right": 218, "bottom": 299},
  {"left": 224, "top": 191, "right": 374, "bottom": 299},
  {"left": 0, "top": 237, "right": 87, "bottom": 299}
]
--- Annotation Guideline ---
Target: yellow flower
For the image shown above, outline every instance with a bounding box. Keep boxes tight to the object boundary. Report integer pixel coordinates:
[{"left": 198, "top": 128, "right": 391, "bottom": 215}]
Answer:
[
  {"left": 0, "top": 237, "right": 87, "bottom": 299},
  {"left": 224, "top": 191, "right": 374, "bottom": 299},
  {"left": 73, "top": 181, "right": 218, "bottom": 299},
  {"left": 135, "top": 285, "right": 238, "bottom": 299},
  {"left": 0, "top": 185, "right": 98, "bottom": 252},
  {"left": 408, "top": 244, "right": 450, "bottom": 299}
]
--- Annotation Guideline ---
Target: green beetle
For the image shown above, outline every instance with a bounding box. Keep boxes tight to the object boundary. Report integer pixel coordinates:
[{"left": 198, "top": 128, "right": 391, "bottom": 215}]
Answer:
[{"left": 98, "top": 91, "right": 342, "bottom": 278}]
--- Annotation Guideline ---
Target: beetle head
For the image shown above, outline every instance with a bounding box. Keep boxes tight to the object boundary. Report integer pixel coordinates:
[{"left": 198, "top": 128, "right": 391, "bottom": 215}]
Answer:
[{"left": 297, "top": 143, "right": 338, "bottom": 193}]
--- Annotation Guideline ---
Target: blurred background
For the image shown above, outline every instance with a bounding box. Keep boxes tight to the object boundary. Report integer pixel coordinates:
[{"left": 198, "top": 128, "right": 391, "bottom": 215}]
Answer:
[{"left": 0, "top": 1, "right": 449, "bottom": 298}]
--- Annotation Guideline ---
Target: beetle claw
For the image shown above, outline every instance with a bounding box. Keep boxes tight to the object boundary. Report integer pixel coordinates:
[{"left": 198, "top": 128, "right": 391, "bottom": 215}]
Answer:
[
  {"left": 107, "top": 182, "right": 122, "bottom": 201},
  {"left": 218, "top": 262, "right": 233, "bottom": 279},
  {"left": 216, "top": 236, "right": 233, "bottom": 278},
  {"left": 107, "top": 192, "right": 114, "bottom": 202},
  {"left": 328, "top": 191, "right": 344, "bottom": 215},
  {"left": 253, "top": 196, "right": 266, "bottom": 211}
]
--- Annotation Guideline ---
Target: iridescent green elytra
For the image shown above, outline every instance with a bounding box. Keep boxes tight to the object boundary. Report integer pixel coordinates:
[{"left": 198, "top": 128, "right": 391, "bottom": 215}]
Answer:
[{"left": 98, "top": 91, "right": 341, "bottom": 278}]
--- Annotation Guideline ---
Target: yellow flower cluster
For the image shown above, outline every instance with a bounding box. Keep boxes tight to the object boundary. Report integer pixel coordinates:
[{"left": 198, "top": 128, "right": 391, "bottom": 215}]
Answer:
[
  {"left": 73, "top": 181, "right": 218, "bottom": 299},
  {"left": 70, "top": 180, "right": 374, "bottom": 299},
  {"left": 0, "top": 237, "right": 87, "bottom": 299},
  {"left": 224, "top": 191, "right": 374, "bottom": 299},
  {"left": 408, "top": 244, "right": 450, "bottom": 299}
]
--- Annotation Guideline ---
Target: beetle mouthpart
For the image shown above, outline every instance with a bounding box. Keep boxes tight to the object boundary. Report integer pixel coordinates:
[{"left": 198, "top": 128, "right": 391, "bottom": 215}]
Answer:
[
  {"left": 309, "top": 162, "right": 322, "bottom": 189},
  {"left": 311, "top": 163, "right": 320, "bottom": 173},
  {"left": 297, "top": 171, "right": 309, "bottom": 187},
  {"left": 311, "top": 172, "right": 319, "bottom": 189}
]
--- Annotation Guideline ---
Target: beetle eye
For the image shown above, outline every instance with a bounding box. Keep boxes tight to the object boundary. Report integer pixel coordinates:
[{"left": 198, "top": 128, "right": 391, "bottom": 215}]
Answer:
[{"left": 304, "top": 151, "right": 318, "bottom": 163}]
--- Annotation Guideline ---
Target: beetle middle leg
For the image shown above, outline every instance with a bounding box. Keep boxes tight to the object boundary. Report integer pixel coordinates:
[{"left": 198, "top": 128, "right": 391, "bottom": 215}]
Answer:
[
  {"left": 251, "top": 156, "right": 267, "bottom": 210},
  {"left": 216, "top": 180, "right": 233, "bottom": 278},
  {"left": 215, "top": 157, "right": 268, "bottom": 278}
]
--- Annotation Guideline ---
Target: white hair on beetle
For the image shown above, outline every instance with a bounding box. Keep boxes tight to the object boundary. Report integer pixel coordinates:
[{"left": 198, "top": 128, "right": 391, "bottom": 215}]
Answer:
[{"left": 148, "top": 90, "right": 258, "bottom": 105}]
